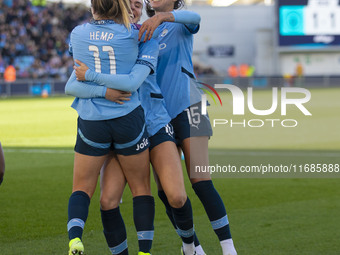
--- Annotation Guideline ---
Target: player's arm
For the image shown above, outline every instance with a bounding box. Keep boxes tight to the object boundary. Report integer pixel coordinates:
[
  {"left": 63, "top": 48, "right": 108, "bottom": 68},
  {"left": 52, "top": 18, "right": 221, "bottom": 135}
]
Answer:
[
  {"left": 65, "top": 71, "right": 106, "bottom": 98},
  {"left": 74, "top": 39, "right": 159, "bottom": 92},
  {"left": 172, "top": 10, "right": 201, "bottom": 33},
  {"left": 66, "top": 33, "right": 132, "bottom": 103},
  {"left": 0, "top": 142, "right": 5, "bottom": 186},
  {"left": 81, "top": 63, "right": 151, "bottom": 92},
  {"left": 139, "top": 10, "right": 201, "bottom": 41},
  {"left": 65, "top": 71, "right": 132, "bottom": 104}
]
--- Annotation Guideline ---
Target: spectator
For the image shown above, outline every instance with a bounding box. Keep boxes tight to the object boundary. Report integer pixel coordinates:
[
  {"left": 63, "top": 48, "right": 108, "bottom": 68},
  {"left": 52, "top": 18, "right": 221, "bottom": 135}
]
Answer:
[
  {"left": 228, "top": 63, "right": 239, "bottom": 78},
  {"left": 29, "top": 58, "right": 45, "bottom": 79},
  {"left": 0, "top": 0, "right": 91, "bottom": 79},
  {"left": 0, "top": 55, "right": 5, "bottom": 78},
  {"left": 295, "top": 62, "right": 304, "bottom": 87},
  {"left": 239, "top": 63, "right": 249, "bottom": 77},
  {"left": 4, "top": 62, "right": 16, "bottom": 82},
  {"left": 247, "top": 64, "right": 255, "bottom": 77},
  {"left": 295, "top": 62, "right": 304, "bottom": 77}
]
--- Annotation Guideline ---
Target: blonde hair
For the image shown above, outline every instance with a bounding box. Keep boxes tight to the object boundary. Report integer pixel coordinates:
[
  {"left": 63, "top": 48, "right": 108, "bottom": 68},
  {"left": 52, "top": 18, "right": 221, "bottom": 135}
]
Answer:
[{"left": 91, "top": 0, "right": 132, "bottom": 29}]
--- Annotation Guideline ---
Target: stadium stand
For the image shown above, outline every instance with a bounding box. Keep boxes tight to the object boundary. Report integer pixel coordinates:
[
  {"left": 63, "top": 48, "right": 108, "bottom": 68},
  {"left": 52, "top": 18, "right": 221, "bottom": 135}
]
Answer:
[{"left": 0, "top": 0, "right": 91, "bottom": 79}]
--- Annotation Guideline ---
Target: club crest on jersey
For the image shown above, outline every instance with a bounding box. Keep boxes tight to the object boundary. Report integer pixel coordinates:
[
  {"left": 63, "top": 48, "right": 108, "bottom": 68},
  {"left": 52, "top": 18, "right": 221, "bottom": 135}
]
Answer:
[{"left": 160, "top": 29, "right": 168, "bottom": 37}]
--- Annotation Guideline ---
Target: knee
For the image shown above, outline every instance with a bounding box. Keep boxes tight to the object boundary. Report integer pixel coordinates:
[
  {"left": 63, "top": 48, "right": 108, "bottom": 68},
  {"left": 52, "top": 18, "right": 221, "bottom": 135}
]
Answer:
[
  {"left": 130, "top": 184, "right": 151, "bottom": 197},
  {"left": 167, "top": 193, "right": 187, "bottom": 209},
  {"left": 100, "top": 194, "right": 121, "bottom": 210}
]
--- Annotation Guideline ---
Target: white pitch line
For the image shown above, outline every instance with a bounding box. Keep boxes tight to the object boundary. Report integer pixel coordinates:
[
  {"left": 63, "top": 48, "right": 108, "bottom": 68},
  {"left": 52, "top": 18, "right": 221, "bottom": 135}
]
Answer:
[{"left": 4, "top": 148, "right": 74, "bottom": 154}]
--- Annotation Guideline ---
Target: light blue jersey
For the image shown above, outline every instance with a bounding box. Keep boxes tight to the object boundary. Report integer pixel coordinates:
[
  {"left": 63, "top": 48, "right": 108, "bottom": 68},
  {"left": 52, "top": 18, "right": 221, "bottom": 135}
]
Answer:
[
  {"left": 69, "top": 20, "right": 142, "bottom": 120},
  {"left": 138, "top": 73, "right": 171, "bottom": 137},
  {"left": 155, "top": 11, "right": 201, "bottom": 119},
  {"left": 65, "top": 35, "right": 170, "bottom": 137},
  {"left": 136, "top": 40, "right": 171, "bottom": 137},
  {"left": 139, "top": 73, "right": 171, "bottom": 137}
]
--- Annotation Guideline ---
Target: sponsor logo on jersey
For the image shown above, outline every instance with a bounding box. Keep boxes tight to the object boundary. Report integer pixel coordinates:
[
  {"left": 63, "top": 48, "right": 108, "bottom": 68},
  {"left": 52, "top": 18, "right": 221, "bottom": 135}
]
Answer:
[
  {"left": 136, "top": 138, "right": 149, "bottom": 151},
  {"left": 141, "top": 55, "right": 156, "bottom": 60}
]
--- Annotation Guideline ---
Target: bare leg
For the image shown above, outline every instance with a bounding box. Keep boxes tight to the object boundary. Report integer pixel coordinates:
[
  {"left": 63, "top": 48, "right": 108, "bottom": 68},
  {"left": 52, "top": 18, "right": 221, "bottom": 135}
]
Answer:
[
  {"left": 181, "top": 136, "right": 211, "bottom": 184},
  {"left": 151, "top": 141, "right": 195, "bottom": 254},
  {"left": 68, "top": 152, "right": 108, "bottom": 243},
  {"left": 100, "top": 152, "right": 126, "bottom": 210},
  {"left": 151, "top": 141, "right": 186, "bottom": 208},
  {"left": 72, "top": 152, "right": 108, "bottom": 198},
  {"left": 118, "top": 149, "right": 154, "bottom": 253},
  {"left": 100, "top": 152, "right": 128, "bottom": 255},
  {"left": 117, "top": 149, "right": 151, "bottom": 197},
  {"left": 181, "top": 136, "right": 237, "bottom": 255}
]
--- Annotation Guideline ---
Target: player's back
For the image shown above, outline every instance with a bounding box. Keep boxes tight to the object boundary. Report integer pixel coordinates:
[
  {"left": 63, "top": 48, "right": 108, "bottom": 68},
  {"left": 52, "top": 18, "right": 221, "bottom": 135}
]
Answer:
[
  {"left": 71, "top": 20, "right": 139, "bottom": 75},
  {"left": 70, "top": 20, "right": 141, "bottom": 120}
]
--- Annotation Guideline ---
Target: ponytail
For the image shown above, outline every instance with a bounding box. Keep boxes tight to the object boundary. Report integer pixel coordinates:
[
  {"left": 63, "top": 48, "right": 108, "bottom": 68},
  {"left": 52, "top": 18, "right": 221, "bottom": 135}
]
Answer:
[
  {"left": 91, "top": 0, "right": 132, "bottom": 30},
  {"left": 117, "top": 0, "right": 132, "bottom": 30}
]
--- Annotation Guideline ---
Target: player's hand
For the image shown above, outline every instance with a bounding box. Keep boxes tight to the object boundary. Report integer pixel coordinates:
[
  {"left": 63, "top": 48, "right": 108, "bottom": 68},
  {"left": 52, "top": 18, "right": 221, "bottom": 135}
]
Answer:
[
  {"left": 139, "top": 13, "right": 170, "bottom": 42},
  {"left": 105, "top": 88, "right": 131, "bottom": 104},
  {"left": 74, "top": 59, "right": 89, "bottom": 81}
]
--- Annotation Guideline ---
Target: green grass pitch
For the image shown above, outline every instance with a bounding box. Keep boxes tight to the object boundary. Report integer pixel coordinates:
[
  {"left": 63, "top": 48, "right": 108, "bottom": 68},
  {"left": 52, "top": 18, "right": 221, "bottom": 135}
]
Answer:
[{"left": 0, "top": 88, "right": 339, "bottom": 254}]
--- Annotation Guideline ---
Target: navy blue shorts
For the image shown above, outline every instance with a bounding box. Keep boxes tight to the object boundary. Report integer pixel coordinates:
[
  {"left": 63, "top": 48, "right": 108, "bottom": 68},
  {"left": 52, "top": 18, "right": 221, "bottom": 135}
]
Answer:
[
  {"left": 149, "top": 123, "right": 176, "bottom": 151},
  {"left": 170, "top": 102, "right": 213, "bottom": 145},
  {"left": 75, "top": 106, "right": 149, "bottom": 156}
]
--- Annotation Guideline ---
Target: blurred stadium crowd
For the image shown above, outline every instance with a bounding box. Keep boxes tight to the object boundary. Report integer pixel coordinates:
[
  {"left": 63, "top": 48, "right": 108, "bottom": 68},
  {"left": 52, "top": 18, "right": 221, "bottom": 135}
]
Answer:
[{"left": 0, "top": 0, "right": 91, "bottom": 79}]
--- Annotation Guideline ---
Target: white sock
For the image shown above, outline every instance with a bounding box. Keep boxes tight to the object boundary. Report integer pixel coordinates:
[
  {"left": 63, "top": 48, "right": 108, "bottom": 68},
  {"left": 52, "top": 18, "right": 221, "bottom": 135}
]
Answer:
[
  {"left": 183, "top": 242, "right": 195, "bottom": 255},
  {"left": 195, "top": 244, "right": 206, "bottom": 255},
  {"left": 220, "top": 239, "right": 237, "bottom": 255}
]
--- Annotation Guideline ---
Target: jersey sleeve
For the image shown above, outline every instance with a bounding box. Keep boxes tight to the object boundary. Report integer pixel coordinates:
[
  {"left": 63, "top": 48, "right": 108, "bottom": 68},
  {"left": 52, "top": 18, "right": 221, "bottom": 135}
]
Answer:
[
  {"left": 85, "top": 64, "right": 151, "bottom": 92},
  {"left": 171, "top": 10, "right": 201, "bottom": 34},
  {"left": 137, "top": 39, "right": 159, "bottom": 74},
  {"left": 68, "top": 28, "right": 77, "bottom": 56},
  {"left": 65, "top": 71, "right": 107, "bottom": 98}
]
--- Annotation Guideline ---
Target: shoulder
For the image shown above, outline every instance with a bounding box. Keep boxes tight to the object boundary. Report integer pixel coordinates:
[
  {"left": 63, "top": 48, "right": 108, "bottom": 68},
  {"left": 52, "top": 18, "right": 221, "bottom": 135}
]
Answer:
[
  {"left": 73, "top": 22, "right": 90, "bottom": 32},
  {"left": 162, "top": 22, "right": 188, "bottom": 36},
  {"left": 163, "top": 22, "right": 182, "bottom": 30},
  {"left": 71, "top": 23, "right": 90, "bottom": 37},
  {"left": 140, "top": 38, "right": 158, "bottom": 49}
]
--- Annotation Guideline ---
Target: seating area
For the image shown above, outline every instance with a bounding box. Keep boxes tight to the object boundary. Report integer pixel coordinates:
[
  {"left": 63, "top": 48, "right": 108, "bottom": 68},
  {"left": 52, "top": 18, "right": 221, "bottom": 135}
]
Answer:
[{"left": 0, "top": 0, "right": 91, "bottom": 79}]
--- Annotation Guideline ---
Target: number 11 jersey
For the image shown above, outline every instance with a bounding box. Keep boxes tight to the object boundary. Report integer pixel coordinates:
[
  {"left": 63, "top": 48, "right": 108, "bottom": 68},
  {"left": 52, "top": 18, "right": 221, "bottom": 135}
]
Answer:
[{"left": 69, "top": 20, "right": 141, "bottom": 121}]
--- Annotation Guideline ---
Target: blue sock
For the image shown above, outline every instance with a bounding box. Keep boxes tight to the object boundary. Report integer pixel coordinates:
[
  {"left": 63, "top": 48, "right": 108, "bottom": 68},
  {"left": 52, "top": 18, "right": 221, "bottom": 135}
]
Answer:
[
  {"left": 172, "top": 197, "right": 194, "bottom": 244},
  {"left": 158, "top": 190, "right": 200, "bottom": 246},
  {"left": 67, "top": 191, "right": 90, "bottom": 240},
  {"left": 101, "top": 207, "right": 128, "bottom": 255},
  {"left": 133, "top": 195, "right": 155, "bottom": 253},
  {"left": 192, "top": 180, "right": 232, "bottom": 241}
]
